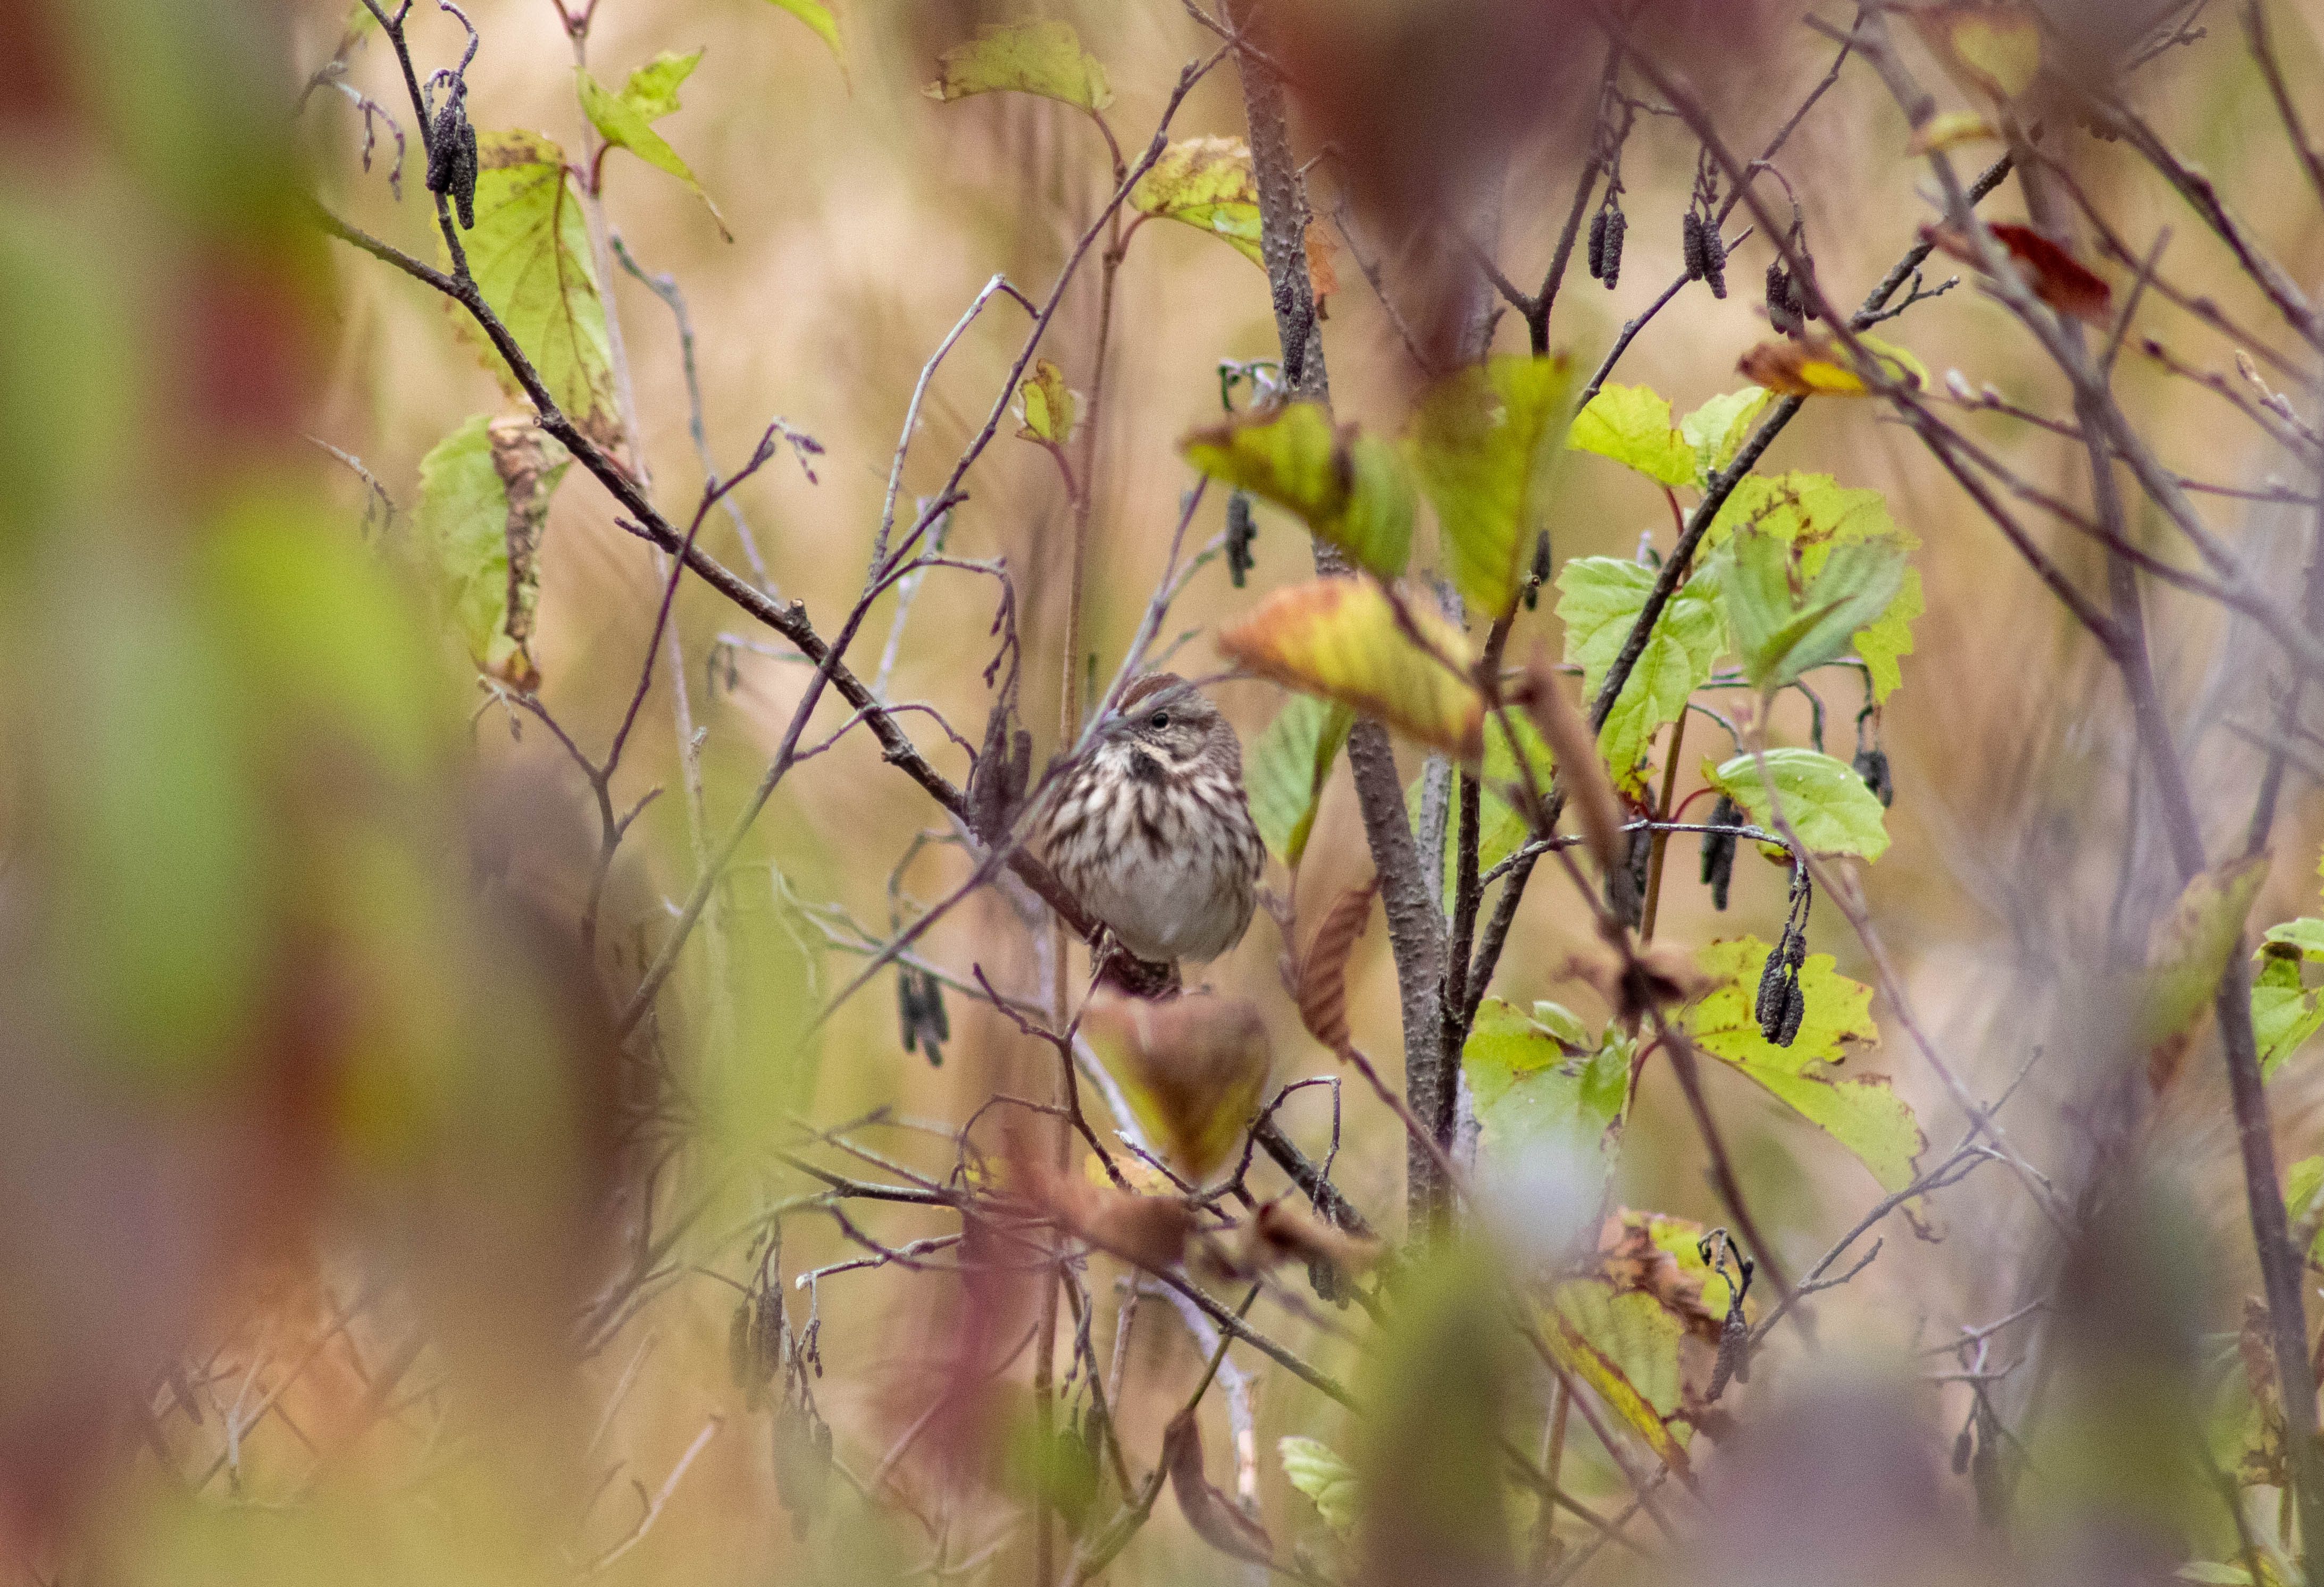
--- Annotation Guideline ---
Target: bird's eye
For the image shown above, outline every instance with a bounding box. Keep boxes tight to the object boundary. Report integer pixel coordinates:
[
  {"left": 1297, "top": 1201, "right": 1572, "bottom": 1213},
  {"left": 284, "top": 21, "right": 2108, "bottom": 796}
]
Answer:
[{"left": 1148, "top": 711, "right": 1170, "bottom": 729}]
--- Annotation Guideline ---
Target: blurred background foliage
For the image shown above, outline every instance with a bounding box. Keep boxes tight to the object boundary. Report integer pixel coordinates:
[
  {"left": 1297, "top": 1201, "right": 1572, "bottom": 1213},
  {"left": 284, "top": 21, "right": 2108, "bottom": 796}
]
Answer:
[{"left": 3, "top": 0, "right": 2324, "bottom": 1582}]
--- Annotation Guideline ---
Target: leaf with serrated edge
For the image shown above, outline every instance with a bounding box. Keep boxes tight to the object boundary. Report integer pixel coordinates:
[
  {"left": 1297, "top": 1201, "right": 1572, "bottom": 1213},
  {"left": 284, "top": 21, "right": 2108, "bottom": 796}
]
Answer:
[
  {"left": 1569, "top": 383, "right": 1697, "bottom": 488},
  {"left": 618, "top": 49, "right": 702, "bottom": 122},
  {"left": 1130, "top": 136, "right": 1263, "bottom": 266},
  {"left": 1683, "top": 937, "right": 1924, "bottom": 1191},
  {"left": 1248, "top": 695, "right": 1353, "bottom": 868},
  {"left": 1409, "top": 354, "right": 1579, "bottom": 619},
  {"left": 1556, "top": 557, "right": 1723, "bottom": 796},
  {"left": 1708, "top": 472, "right": 1920, "bottom": 701},
  {"left": 924, "top": 20, "right": 1110, "bottom": 112},
  {"left": 1706, "top": 748, "right": 1891, "bottom": 861},
  {"left": 1222, "top": 579, "right": 1481, "bottom": 756},
  {"left": 1723, "top": 528, "right": 1907, "bottom": 694},
  {"left": 2255, "top": 955, "right": 2324, "bottom": 1079},
  {"left": 577, "top": 70, "right": 731, "bottom": 240},
  {"left": 1183, "top": 404, "right": 1412, "bottom": 580},
  {"left": 1679, "top": 387, "right": 1773, "bottom": 480},
  {"left": 1278, "top": 1437, "right": 1358, "bottom": 1538},
  {"left": 452, "top": 132, "right": 622, "bottom": 451}
]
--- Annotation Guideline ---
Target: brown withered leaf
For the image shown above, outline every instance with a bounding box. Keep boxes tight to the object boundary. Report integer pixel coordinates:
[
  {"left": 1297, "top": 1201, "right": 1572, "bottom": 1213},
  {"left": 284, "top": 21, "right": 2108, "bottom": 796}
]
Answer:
[
  {"left": 1510, "top": 644, "right": 1623, "bottom": 879},
  {"left": 1922, "top": 221, "right": 2112, "bottom": 325},
  {"left": 1306, "top": 218, "right": 1339, "bottom": 314},
  {"left": 1205, "top": 1197, "right": 1386, "bottom": 1285},
  {"left": 1080, "top": 992, "right": 1273, "bottom": 1182},
  {"left": 1025, "top": 1164, "right": 1192, "bottom": 1272},
  {"left": 1165, "top": 1408, "right": 1277, "bottom": 1568},
  {"left": 1596, "top": 1212, "right": 1723, "bottom": 1345},
  {"left": 1298, "top": 880, "right": 1379, "bottom": 1057},
  {"left": 485, "top": 416, "right": 569, "bottom": 691}
]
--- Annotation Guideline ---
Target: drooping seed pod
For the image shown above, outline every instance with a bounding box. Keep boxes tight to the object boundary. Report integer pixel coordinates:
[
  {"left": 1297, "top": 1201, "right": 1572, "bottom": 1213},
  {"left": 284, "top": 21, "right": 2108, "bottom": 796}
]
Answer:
[
  {"left": 1700, "top": 793, "right": 1741, "bottom": 910},
  {"left": 1524, "top": 530, "right": 1552, "bottom": 611},
  {"left": 1754, "top": 925, "right": 1800, "bottom": 1042},
  {"left": 454, "top": 116, "right": 479, "bottom": 229},
  {"left": 1682, "top": 209, "right": 1709, "bottom": 281},
  {"left": 1600, "top": 206, "right": 1625, "bottom": 289},
  {"left": 1776, "top": 973, "right": 1807, "bottom": 1046},
  {"left": 1853, "top": 745, "right": 1894, "bottom": 808},
  {"left": 1587, "top": 208, "right": 1609, "bottom": 281},
  {"left": 1766, "top": 261, "right": 1801, "bottom": 334},
  {"left": 1700, "top": 216, "right": 1728, "bottom": 299},
  {"left": 1226, "top": 490, "right": 1257, "bottom": 588},
  {"left": 1709, "top": 1305, "right": 1749, "bottom": 1400}
]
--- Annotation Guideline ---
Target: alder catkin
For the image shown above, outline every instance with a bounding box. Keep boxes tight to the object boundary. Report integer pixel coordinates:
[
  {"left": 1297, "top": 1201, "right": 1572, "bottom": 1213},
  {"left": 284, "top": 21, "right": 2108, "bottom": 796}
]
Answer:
[
  {"left": 1701, "top": 216, "right": 1728, "bottom": 299},
  {"left": 1587, "top": 208, "right": 1609, "bottom": 281},
  {"left": 1226, "top": 490, "right": 1257, "bottom": 587},
  {"left": 1600, "top": 207, "right": 1625, "bottom": 289},
  {"left": 1682, "top": 210, "right": 1709, "bottom": 282},
  {"left": 1700, "top": 793, "right": 1740, "bottom": 909},
  {"left": 1853, "top": 745, "right": 1894, "bottom": 808},
  {"left": 1766, "top": 261, "right": 1801, "bottom": 334}
]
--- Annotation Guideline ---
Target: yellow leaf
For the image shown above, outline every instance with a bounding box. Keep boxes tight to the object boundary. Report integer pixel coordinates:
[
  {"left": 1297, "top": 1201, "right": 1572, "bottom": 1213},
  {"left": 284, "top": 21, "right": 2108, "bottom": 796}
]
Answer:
[
  {"left": 1220, "top": 577, "right": 1483, "bottom": 758},
  {"left": 1014, "top": 358, "right": 1077, "bottom": 444},
  {"left": 1080, "top": 992, "right": 1271, "bottom": 1183},
  {"left": 1129, "top": 136, "right": 1263, "bottom": 266},
  {"left": 1738, "top": 333, "right": 1922, "bottom": 397},
  {"left": 924, "top": 20, "right": 1112, "bottom": 113},
  {"left": 1545, "top": 1309, "right": 1691, "bottom": 1476},
  {"left": 1909, "top": 110, "right": 2000, "bottom": 154},
  {"left": 2142, "top": 855, "right": 2269, "bottom": 1048},
  {"left": 1910, "top": 4, "right": 2042, "bottom": 103}
]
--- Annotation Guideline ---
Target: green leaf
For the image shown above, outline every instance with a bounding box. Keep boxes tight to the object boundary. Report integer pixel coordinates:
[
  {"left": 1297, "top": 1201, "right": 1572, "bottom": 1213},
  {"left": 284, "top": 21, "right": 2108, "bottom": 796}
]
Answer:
[
  {"left": 417, "top": 414, "right": 571, "bottom": 686},
  {"left": 1530, "top": 1001, "right": 1593, "bottom": 1051},
  {"left": 617, "top": 49, "right": 703, "bottom": 122},
  {"left": 1568, "top": 383, "right": 1697, "bottom": 488},
  {"left": 2137, "top": 857, "right": 2266, "bottom": 1049},
  {"left": 2285, "top": 1156, "right": 2324, "bottom": 1264},
  {"left": 1408, "top": 773, "right": 1530, "bottom": 913},
  {"left": 1722, "top": 526, "right": 1908, "bottom": 694},
  {"left": 1555, "top": 557, "right": 1724, "bottom": 796},
  {"left": 1678, "top": 387, "right": 1773, "bottom": 480},
  {"left": 576, "top": 70, "right": 731, "bottom": 240},
  {"left": 1463, "top": 999, "right": 1629, "bottom": 1170},
  {"left": 1708, "top": 472, "right": 1921, "bottom": 701},
  {"left": 1683, "top": 937, "right": 1924, "bottom": 1191},
  {"left": 1706, "top": 748, "right": 1891, "bottom": 862},
  {"left": 2265, "top": 918, "right": 2324, "bottom": 960},
  {"left": 453, "top": 133, "right": 623, "bottom": 450},
  {"left": 1544, "top": 1305, "right": 1690, "bottom": 1474},
  {"left": 2255, "top": 953, "right": 2324, "bottom": 1079},
  {"left": 1248, "top": 696, "right": 1353, "bottom": 868},
  {"left": 1409, "top": 354, "right": 1579, "bottom": 620},
  {"left": 1552, "top": 1281, "right": 1685, "bottom": 1422},
  {"left": 761, "top": 0, "right": 846, "bottom": 75},
  {"left": 1014, "top": 358, "right": 1077, "bottom": 444},
  {"left": 924, "top": 20, "right": 1110, "bottom": 112},
  {"left": 1128, "top": 137, "right": 1263, "bottom": 267},
  {"left": 1278, "top": 1437, "right": 1358, "bottom": 1537},
  {"left": 1183, "top": 403, "right": 1414, "bottom": 581}
]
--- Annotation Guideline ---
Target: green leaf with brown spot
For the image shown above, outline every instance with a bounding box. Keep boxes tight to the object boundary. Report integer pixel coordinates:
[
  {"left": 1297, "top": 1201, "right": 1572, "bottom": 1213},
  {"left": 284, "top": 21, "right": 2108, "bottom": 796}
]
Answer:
[
  {"left": 1682, "top": 936, "right": 1924, "bottom": 1191},
  {"left": 1130, "top": 137, "right": 1263, "bottom": 266},
  {"left": 924, "top": 20, "right": 1110, "bottom": 112}
]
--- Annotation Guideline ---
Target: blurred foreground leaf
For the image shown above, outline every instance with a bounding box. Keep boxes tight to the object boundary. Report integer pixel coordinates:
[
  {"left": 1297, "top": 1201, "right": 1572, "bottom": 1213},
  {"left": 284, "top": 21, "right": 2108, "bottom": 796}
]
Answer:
[
  {"left": 1184, "top": 403, "right": 1414, "bottom": 581},
  {"left": 763, "top": 0, "right": 847, "bottom": 74},
  {"left": 1248, "top": 694, "right": 1354, "bottom": 867}
]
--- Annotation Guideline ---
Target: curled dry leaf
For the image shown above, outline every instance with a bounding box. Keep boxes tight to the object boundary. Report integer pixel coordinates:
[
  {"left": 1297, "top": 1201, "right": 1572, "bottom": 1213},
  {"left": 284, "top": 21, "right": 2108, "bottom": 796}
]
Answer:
[
  {"left": 1024, "top": 1163, "right": 1192, "bottom": 1271},
  {"left": 1737, "top": 334, "right": 1924, "bottom": 397},
  {"left": 1922, "top": 221, "right": 2112, "bottom": 325},
  {"left": 1080, "top": 991, "right": 1272, "bottom": 1183},
  {"left": 1297, "top": 880, "right": 1379, "bottom": 1057},
  {"left": 1165, "top": 1408, "right": 1278, "bottom": 1568},
  {"left": 1253, "top": 1197, "right": 1383, "bottom": 1280},
  {"left": 1511, "top": 644, "right": 1624, "bottom": 877},
  {"left": 1305, "top": 218, "right": 1339, "bottom": 310}
]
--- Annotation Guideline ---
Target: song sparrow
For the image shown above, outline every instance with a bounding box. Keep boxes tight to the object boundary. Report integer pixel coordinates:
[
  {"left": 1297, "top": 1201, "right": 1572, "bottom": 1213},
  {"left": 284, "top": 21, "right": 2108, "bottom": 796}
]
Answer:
[{"left": 1034, "top": 674, "right": 1265, "bottom": 969}]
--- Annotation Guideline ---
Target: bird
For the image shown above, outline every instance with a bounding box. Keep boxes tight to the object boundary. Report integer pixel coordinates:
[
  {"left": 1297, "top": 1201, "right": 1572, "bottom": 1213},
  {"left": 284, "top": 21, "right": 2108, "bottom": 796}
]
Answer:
[{"left": 1033, "top": 673, "right": 1265, "bottom": 971}]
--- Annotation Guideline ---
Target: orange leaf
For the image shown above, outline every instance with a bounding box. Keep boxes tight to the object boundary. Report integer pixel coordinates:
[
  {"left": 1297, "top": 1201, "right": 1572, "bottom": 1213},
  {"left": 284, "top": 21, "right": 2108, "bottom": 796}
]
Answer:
[
  {"left": 1305, "top": 218, "right": 1339, "bottom": 309},
  {"left": 1220, "top": 577, "right": 1484, "bottom": 757}
]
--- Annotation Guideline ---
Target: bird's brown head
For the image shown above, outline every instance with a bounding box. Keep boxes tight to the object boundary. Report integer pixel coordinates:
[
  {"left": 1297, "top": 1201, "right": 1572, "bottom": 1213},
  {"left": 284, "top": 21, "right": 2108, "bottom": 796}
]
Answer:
[{"left": 1104, "top": 673, "right": 1240, "bottom": 777}]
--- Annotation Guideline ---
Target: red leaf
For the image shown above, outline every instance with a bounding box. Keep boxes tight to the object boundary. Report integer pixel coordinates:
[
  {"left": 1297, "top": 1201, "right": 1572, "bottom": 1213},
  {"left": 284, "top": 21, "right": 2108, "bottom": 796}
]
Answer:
[{"left": 1924, "top": 221, "right": 2112, "bottom": 325}]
